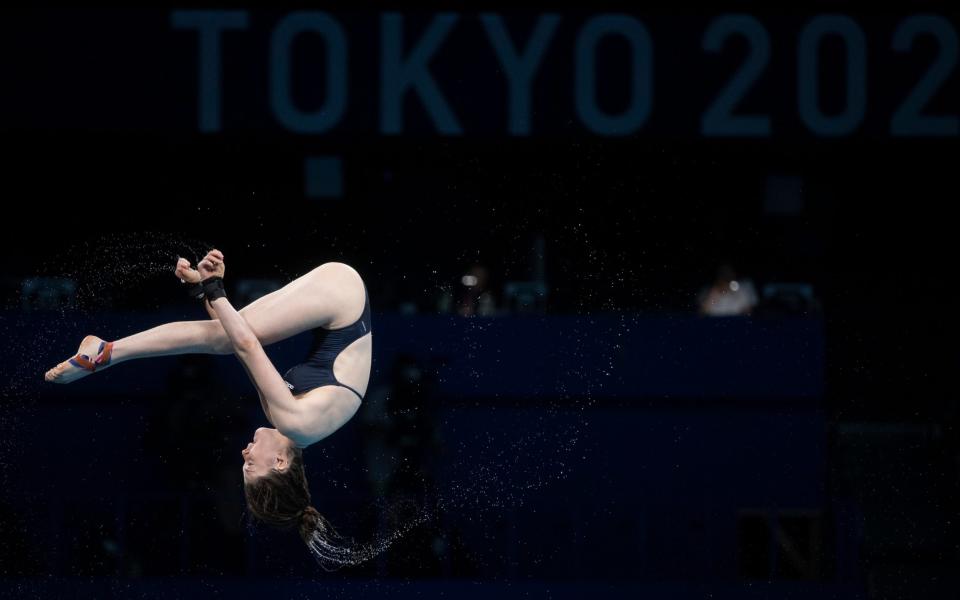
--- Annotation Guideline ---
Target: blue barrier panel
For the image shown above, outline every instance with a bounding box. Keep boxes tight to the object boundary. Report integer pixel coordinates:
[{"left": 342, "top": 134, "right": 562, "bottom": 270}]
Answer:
[
  {"left": 0, "top": 577, "right": 866, "bottom": 599},
  {"left": 10, "top": 310, "right": 823, "bottom": 402}
]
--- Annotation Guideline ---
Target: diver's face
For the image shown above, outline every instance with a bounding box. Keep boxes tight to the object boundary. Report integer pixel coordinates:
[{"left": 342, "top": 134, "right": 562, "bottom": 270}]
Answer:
[{"left": 241, "top": 427, "right": 291, "bottom": 482}]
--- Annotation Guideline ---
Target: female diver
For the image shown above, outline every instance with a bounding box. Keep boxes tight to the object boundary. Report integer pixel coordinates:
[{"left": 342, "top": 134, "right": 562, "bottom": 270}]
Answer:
[{"left": 44, "top": 249, "right": 373, "bottom": 562}]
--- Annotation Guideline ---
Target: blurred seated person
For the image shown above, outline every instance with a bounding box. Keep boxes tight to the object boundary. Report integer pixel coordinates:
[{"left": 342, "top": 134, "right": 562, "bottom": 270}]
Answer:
[
  {"left": 453, "top": 264, "right": 497, "bottom": 316},
  {"left": 697, "top": 263, "right": 758, "bottom": 316}
]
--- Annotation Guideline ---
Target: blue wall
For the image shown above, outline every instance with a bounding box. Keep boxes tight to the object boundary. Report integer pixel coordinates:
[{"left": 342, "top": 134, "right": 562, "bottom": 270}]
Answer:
[{"left": 14, "top": 310, "right": 824, "bottom": 402}]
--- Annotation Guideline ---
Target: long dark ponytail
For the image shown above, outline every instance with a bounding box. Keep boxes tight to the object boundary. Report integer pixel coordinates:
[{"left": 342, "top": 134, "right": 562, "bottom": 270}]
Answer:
[
  {"left": 243, "top": 445, "right": 340, "bottom": 566},
  {"left": 244, "top": 445, "right": 426, "bottom": 569}
]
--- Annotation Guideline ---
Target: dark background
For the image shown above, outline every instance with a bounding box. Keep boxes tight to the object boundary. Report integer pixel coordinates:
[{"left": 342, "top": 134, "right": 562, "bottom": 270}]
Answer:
[{"left": 1, "top": 2, "right": 958, "bottom": 599}]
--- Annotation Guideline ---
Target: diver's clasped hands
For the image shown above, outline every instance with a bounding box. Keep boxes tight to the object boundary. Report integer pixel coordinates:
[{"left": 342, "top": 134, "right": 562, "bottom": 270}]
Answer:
[
  {"left": 175, "top": 249, "right": 227, "bottom": 301},
  {"left": 198, "top": 249, "right": 226, "bottom": 280},
  {"left": 175, "top": 249, "right": 226, "bottom": 283}
]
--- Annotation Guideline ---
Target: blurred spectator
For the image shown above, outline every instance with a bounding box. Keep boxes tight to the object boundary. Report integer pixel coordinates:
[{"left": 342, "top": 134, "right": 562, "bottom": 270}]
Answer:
[
  {"left": 20, "top": 276, "right": 77, "bottom": 311},
  {"left": 501, "top": 232, "right": 549, "bottom": 314},
  {"left": 453, "top": 264, "right": 497, "bottom": 316},
  {"left": 360, "top": 353, "right": 446, "bottom": 575},
  {"left": 758, "top": 283, "right": 822, "bottom": 316},
  {"left": 697, "top": 263, "right": 758, "bottom": 316},
  {"left": 360, "top": 353, "right": 441, "bottom": 501}
]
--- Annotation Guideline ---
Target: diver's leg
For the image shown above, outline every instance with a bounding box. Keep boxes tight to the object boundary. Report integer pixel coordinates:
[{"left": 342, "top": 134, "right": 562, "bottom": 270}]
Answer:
[{"left": 44, "top": 262, "right": 366, "bottom": 383}]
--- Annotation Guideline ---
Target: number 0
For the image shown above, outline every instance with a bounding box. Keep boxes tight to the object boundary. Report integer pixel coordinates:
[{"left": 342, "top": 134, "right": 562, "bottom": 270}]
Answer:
[{"left": 798, "top": 15, "right": 867, "bottom": 137}]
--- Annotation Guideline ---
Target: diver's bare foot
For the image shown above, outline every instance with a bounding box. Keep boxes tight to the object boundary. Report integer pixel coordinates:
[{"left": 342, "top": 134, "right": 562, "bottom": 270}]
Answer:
[{"left": 44, "top": 335, "right": 114, "bottom": 383}]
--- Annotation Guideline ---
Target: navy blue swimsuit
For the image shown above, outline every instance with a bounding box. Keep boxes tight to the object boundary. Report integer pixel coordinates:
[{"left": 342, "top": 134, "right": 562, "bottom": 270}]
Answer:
[{"left": 282, "top": 282, "right": 372, "bottom": 400}]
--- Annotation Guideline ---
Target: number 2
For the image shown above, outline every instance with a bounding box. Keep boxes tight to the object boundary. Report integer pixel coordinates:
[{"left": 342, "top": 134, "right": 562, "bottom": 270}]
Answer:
[
  {"left": 702, "top": 14, "right": 772, "bottom": 137},
  {"left": 891, "top": 14, "right": 959, "bottom": 137}
]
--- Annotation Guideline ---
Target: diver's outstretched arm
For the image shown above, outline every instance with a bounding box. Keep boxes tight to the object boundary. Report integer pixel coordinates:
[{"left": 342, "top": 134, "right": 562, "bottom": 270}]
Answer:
[{"left": 199, "top": 252, "right": 300, "bottom": 432}]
